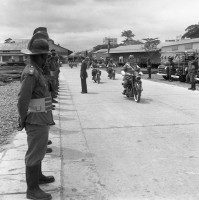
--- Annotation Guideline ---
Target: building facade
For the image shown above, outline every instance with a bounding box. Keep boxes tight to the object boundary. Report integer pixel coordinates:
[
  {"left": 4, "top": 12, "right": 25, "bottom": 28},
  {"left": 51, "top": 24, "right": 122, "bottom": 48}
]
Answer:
[
  {"left": 160, "top": 38, "right": 199, "bottom": 62},
  {"left": 109, "top": 44, "right": 161, "bottom": 67},
  {"left": 0, "top": 39, "right": 72, "bottom": 65},
  {"left": 103, "top": 37, "right": 117, "bottom": 45}
]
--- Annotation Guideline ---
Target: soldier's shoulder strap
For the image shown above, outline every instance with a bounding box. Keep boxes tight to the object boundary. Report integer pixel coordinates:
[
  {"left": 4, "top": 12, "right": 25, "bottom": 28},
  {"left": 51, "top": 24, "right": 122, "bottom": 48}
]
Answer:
[{"left": 21, "top": 65, "right": 39, "bottom": 81}]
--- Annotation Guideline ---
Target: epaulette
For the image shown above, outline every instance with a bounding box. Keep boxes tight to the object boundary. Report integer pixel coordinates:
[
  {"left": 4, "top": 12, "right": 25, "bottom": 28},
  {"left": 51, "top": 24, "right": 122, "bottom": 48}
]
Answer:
[{"left": 29, "top": 66, "right": 35, "bottom": 75}]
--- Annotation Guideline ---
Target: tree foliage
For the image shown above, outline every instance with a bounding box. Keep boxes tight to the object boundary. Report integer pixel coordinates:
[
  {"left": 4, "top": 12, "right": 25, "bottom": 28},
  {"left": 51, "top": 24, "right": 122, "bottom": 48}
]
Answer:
[
  {"left": 142, "top": 38, "right": 160, "bottom": 51},
  {"left": 121, "top": 30, "right": 143, "bottom": 45},
  {"left": 182, "top": 24, "right": 199, "bottom": 39},
  {"left": 142, "top": 38, "right": 160, "bottom": 59}
]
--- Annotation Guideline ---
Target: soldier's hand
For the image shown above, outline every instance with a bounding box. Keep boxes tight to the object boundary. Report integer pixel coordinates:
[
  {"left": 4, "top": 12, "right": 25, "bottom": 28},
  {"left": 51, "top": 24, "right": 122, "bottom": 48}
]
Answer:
[{"left": 17, "top": 121, "right": 26, "bottom": 131}]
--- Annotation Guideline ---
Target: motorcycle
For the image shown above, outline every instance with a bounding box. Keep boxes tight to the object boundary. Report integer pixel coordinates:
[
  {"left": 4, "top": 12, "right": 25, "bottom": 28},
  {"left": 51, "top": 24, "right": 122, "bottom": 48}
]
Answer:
[
  {"left": 92, "top": 68, "right": 101, "bottom": 84},
  {"left": 121, "top": 71, "right": 143, "bottom": 103},
  {"left": 109, "top": 68, "right": 116, "bottom": 80}
]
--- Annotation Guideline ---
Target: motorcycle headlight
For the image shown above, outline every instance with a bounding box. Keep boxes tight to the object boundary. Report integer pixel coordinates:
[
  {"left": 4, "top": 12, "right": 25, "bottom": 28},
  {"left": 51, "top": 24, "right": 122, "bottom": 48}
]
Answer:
[{"left": 136, "top": 76, "right": 141, "bottom": 81}]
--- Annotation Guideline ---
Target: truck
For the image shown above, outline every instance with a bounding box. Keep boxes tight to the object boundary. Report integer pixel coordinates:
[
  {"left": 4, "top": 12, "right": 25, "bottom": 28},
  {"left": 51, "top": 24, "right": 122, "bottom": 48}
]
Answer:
[{"left": 157, "top": 51, "right": 198, "bottom": 82}]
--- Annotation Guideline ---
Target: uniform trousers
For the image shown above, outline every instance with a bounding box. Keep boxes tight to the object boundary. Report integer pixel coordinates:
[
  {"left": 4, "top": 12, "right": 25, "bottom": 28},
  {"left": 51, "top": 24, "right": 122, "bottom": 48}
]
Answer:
[
  {"left": 25, "top": 123, "right": 49, "bottom": 167},
  {"left": 81, "top": 78, "right": 87, "bottom": 93}
]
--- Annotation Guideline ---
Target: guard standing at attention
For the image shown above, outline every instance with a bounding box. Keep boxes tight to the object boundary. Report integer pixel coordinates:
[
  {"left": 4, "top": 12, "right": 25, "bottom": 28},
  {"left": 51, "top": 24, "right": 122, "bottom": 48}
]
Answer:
[
  {"left": 80, "top": 56, "right": 89, "bottom": 93},
  {"left": 18, "top": 31, "right": 54, "bottom": 200},
  {"left": 188, "top": 53, "right": 198, "bottom": 90},
  {"left": 147, "top": 58, "right": 152, "bottom": 79}
]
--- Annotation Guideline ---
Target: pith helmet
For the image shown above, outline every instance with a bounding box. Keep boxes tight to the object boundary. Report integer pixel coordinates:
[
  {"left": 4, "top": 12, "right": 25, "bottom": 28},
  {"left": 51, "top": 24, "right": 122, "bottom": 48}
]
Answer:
[
  {"left": 128, "top": 55, "right": 134, "bottom": 60},
  {"left": 21, "top": 32, "right": 49, "bottom": 55},
  {"left": 33, "top": 27, "right": 49, "bottom": 40}
]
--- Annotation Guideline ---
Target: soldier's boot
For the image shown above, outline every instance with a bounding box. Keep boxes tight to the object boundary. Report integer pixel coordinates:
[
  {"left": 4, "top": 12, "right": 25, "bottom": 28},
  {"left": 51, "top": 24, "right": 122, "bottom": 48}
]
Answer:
[
  {"left": 192, "top": 83, "right": 196, "bottom": 90},
  {"left": 39, "top": 162, "right": 55, "bottom": 185},
  {"left": 122, "top": 89, "right": 126, "bottom": 95},
  {"left": 47, "top": 140, "right": 52, "bottom": 145},
  {"left": 26, "top": 165, "right": 52, "bottom": 200},
  {"left": 52, "top": 99, "right": 58, "bottom": 103},
  {"left": 46, "top": 148, "right": 53, "bottom": 153},
  {"left": 188, "top": 83, "right": 193, "bottom": 90}
]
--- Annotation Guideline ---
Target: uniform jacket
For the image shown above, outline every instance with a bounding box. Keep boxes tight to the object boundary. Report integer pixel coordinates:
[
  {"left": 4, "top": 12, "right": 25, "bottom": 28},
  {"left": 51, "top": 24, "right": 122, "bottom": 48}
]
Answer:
[
  {"left": 17, "top": 62, "right": 51, "bottom": 125},
  {"left": 80, "top": 60, "right": 88, "bottom": 79}
]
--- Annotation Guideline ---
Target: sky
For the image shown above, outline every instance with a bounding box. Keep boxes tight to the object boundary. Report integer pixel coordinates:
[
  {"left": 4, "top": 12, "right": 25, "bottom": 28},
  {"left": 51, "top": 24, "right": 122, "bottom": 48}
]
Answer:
[{"left": 0, "top": 0, "right": 199, "bottom": 52}]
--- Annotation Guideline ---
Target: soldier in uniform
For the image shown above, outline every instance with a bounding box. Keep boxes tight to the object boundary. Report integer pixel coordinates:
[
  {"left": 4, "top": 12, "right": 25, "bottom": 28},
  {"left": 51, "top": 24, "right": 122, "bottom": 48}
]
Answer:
[
  {"left": 18, "top": 31, "right": 54, "bottom": 200},
  {"left": 122, "top": 55, "right": 141, "bottom": 95},
  {"left": 147, "top": 58, "right": 152, "bottom": 79},
  {"left": 188, "top": 53, "right": 198, "bottom": 90},
  {"left": 91, "top": 58, "right": 98, "bottom": 80},
  {"left": 48, "top": 49, "right": 59, "bottom": 103},
  {"left": 167, "top": 56, "right": 175, "bottom": 82},
  {"left": 80, "top": 56, "right": 89, "bottom": 93}
]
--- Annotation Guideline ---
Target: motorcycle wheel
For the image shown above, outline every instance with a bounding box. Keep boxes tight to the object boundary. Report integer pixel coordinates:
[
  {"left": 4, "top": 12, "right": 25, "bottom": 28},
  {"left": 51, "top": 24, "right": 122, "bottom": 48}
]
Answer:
[
  {"left": 97, "top": 75, "right": 100, "bottom": 84},
  {"left": 134, "top": 83, "right": 141, "bottom": 103}
]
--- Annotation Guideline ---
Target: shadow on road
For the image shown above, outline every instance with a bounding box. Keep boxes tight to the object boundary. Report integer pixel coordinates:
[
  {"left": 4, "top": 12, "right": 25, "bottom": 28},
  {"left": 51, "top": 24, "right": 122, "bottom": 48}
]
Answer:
[{"left": 140, "top": 98, "right": 153, "bottom": 104}]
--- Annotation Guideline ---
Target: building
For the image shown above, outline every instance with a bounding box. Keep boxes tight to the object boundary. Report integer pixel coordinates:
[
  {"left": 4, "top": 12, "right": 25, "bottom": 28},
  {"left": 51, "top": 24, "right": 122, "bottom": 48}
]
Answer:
[
  {"left": 160, "top": 38, "right": 199, "bottom": 62},
  {"left": 0, "top": 38, "right": 72, "bottom": 65},
  {"left": 103, "top": 37, "right": 117, "bottom": 45},
  {"left": 109, "top": 44, "right": 161, "bottom": 67},
  {"left": 92, "top": 49, "right": 108, "bottom": 60}
]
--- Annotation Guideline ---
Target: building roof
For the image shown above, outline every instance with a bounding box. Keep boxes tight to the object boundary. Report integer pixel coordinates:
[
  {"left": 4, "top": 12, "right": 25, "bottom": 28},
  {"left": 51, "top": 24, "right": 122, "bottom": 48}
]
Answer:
[
  {"left": 0, "top": 39, "right": 72, "bottom": 55},
  {"left": 93, "top": 49, "right": 108, "bottom": 54},
  {"left": 161, "top": 38, "right": 199, "bottom": 47},
  {"left": 109, "top": 44, "right": 148, "bottom": 54},
  {"left": 0, "top": 39, "right": 29, "bottom": 51}
]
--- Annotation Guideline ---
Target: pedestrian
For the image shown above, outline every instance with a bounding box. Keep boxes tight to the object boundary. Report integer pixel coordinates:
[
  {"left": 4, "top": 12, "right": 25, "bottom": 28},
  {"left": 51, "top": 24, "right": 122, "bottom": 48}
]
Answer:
[
  {"left": 147, "top": 58, "right": 152, "bottom": 79},
  {"left": 18, "top": 31, "right": 54, "bottom": 200},
  {"left": 188, "top": 53, "right": 198, "bottom": 90},
  {"left": 80, "top": 56, "right": 89, "bottom": 93}
]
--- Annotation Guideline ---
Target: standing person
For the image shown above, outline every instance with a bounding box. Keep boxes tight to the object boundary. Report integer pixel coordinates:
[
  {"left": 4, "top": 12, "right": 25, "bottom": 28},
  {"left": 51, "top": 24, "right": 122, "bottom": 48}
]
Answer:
[
  {"left": 168, "top": 56, "right": 174, "bottom": 82},
  {"left": 80, "top": 57, "right": 89, "bottom": 93},
  {"left": 18, "top": 31, "right": 54, "bottom": 200},
  {"left": 147, "top": 58, "right": 152, "bottom": 79},
  {"left": 188, "top": 53, "right": 198, "bottom": 90}
]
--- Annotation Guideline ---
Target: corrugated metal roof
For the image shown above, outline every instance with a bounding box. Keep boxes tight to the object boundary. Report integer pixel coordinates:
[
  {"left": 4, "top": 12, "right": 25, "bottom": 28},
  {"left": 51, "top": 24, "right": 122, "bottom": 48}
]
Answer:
[
  {"left": 93, "top": 49, "right": 108, "bottom": 53},
  {"left": 0, "top": 39, "right": 71, "bottom": 55},
  {"left": 109, "top": 44, "right": 148, "bottom": 53},
  {"left": 161, "top": 38, "right": 199, "bottom": 47},
  {"left": 0, "top": 39, "right": 29, "bottom": 51}
]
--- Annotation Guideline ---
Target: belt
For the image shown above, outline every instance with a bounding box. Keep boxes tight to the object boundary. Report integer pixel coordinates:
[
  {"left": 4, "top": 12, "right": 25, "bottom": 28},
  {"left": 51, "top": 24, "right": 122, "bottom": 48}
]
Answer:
[{"left": 28, "top": 96, "right": 52, "bottom": 113}]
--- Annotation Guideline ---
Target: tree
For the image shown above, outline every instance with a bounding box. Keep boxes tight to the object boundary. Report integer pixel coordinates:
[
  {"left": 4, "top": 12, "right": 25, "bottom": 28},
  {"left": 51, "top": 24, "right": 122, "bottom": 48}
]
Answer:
[
  {"left": 142, "top": 37, "right": 160, "bottom": 60},
  {"left": 121, "top": 30, "right": 143, "bottom": 45},
  {"left": 4, "top": 38, "right": 12, "bottom": 43},
  {"left": 182, "top": 24, "right": 199, "bottom": 39}
]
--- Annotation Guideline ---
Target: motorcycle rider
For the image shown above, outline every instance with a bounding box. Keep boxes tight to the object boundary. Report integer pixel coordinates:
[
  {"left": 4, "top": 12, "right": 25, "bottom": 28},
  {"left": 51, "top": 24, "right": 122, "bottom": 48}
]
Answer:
[
  {"left": 107, "top": 58, "right": 116, "bottom": 77},
  {"left": 91, "top": 58, "right": 98, "bottom": 80},
  {"left": 121, "top": 55, "right": 141, "bottom": 95}
]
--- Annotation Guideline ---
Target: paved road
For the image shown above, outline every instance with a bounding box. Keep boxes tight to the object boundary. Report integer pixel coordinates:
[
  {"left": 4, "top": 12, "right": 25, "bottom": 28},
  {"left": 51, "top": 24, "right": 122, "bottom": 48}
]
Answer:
[
  {"left": 59, "top": 64, "right": 199, "bottom": 200},
  {"left": 1, "top": 64, "right": 199, "bottom": 200}
]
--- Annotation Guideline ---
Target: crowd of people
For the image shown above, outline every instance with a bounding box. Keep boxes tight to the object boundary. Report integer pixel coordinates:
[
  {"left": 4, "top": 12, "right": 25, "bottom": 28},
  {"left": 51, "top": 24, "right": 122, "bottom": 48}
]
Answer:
[{"left": 17, "top": 27, "right": 61, "bottom": 200}]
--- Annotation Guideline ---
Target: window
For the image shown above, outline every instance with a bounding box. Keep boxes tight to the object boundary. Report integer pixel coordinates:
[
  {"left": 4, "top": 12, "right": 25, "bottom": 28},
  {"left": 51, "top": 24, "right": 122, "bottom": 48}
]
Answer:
[
  {"left": 19, "top": 56, "right": 23, "bottom": 62},
  {"left": 172, "top": 45, "right": 178, "bottom": 51},
  {"left": 2, "top": 56, "right": 11, "bottom": 62},
  {"left": 185, "top": 43, "right": 193, "bottom": 50}
]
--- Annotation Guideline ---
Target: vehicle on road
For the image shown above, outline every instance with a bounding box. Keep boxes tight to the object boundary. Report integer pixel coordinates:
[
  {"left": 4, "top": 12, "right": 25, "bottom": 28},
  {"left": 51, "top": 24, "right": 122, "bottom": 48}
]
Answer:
[
  {"left": 92, "top": 68, "right": 101, "bottom": 84},
  {"left": 122, "top": 72, "right": 143, "bottom": 103},
  {"left": 108, "top": 68, "right": 115, "bottom": 80},
  {"left": 157, "top": 51, "right": 199, "bottom": 82}
]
